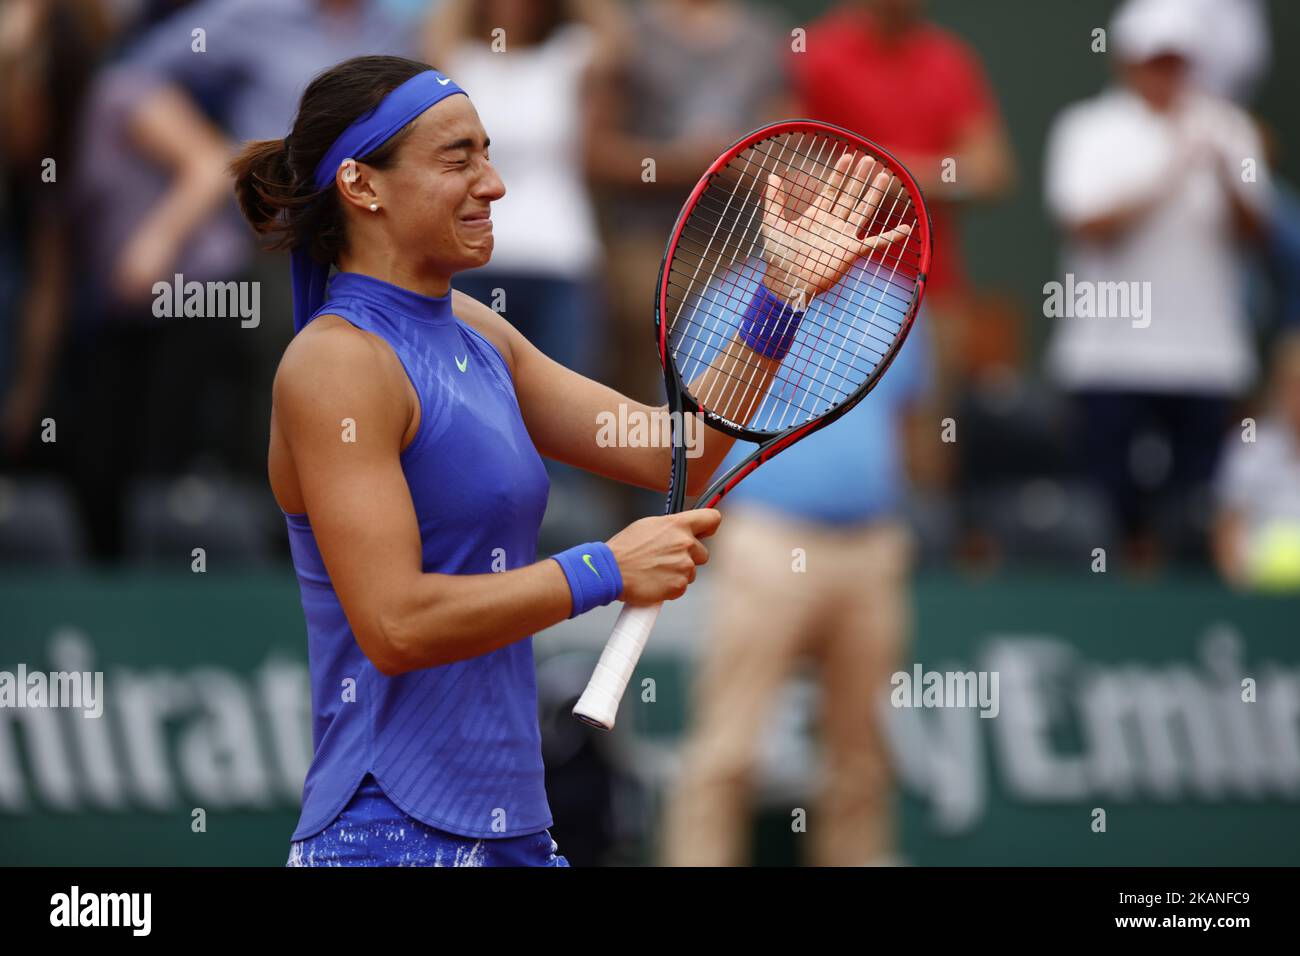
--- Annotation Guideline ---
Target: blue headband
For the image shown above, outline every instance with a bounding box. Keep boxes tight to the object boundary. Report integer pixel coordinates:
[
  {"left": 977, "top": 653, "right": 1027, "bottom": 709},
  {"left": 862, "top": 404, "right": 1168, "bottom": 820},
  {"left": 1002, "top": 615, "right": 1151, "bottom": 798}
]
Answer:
[{"left": 290, "top": 69, "right": 468, "bottom": 333}]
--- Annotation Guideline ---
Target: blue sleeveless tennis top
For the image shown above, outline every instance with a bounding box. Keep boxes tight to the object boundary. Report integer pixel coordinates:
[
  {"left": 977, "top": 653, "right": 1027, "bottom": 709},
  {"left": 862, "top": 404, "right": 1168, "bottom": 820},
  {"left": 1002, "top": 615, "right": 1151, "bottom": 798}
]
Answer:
[{"left": 284, "top": 270, "right": 553, "bottom": 841}]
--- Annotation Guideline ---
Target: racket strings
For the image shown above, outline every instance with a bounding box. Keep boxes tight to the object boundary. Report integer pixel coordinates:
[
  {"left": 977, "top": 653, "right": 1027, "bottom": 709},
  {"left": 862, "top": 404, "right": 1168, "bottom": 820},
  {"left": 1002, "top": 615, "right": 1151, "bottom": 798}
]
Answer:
[
  {"left": 665, "top": 263, "right": 910, "bottom": 352},
  {"left": 673, "top": 182, "right": 924, "bottom": 281},
  {"left": 669, "top": 217, "right": 920, "bottom": 318},
  {"left": 780, "top": 166, "right": 917, "bottom": 431},
  {"left": 665, "top": 130, "right": 923, "bottom": 433},
  {"left": 687, "top": 130, "right": 848, "bottom": 422},
  {"left": 665, "top": 334, "right": 890, "bottom": 420},
  {"left": 666, "top": 292, "right": 898, "bottom": 386},
  {"left": 681, "top": 134, "right": 915, "bottom": 421},
  {"left": 669, "top": 133, "right": 808, "bottom": 418},
  {"left": 729, "top": 134, "right": 918, "bottom": 430}
]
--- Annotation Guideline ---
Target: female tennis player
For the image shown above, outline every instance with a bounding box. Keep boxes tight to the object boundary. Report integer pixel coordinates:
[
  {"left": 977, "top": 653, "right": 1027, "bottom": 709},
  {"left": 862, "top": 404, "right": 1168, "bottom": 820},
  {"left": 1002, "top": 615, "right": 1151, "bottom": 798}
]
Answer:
[{"left": 229, "top": 55, "right": 897, "bottom": 866}]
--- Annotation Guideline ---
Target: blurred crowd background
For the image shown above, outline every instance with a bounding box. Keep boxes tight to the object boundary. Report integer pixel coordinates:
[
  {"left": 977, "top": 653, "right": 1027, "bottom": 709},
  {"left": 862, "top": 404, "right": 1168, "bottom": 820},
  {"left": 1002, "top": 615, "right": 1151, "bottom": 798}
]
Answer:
[
  {"left": 2, "top": 0, "right": 1300, "bottom": 867},
  {"left": 3, "top": 0, "right": 1299, "bottom": 581}
]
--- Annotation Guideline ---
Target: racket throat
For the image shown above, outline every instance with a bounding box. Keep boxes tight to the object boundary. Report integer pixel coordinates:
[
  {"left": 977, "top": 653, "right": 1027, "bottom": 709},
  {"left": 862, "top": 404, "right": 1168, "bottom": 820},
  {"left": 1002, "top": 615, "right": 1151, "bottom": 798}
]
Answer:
[{"left": 664, "top": 388, "right": 692, "bottom": 513}]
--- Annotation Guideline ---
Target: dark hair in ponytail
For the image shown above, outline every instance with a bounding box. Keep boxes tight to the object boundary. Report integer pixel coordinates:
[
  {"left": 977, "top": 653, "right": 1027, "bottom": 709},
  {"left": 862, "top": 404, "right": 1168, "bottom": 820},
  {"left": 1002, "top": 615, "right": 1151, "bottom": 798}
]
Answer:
[{"left": 229, "top": 55, "right": 431, "bottom": 266}]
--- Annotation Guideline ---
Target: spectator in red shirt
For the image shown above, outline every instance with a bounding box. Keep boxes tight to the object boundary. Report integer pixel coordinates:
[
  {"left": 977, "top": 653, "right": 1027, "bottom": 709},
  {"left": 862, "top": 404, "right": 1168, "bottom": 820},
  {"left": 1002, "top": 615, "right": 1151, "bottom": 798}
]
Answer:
[{"left": 790, "top": 0, "right": 1013, "bottom": 480}]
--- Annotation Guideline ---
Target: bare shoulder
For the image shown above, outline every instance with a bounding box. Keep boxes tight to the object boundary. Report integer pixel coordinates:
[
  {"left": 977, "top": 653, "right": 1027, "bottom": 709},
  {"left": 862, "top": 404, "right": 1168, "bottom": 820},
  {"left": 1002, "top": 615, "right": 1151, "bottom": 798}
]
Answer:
[
  {"left": 451, "top": 288, "right": 522, "bottom": 378},
  {"left": 273, "top": 315, "right": 411, "bottom": 427}
]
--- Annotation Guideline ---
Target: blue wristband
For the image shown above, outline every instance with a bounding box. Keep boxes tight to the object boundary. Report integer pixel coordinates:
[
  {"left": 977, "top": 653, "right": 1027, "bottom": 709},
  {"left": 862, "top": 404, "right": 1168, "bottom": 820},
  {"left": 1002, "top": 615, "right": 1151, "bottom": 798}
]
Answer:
[
  {"left": 551, "top": 542, "right": 624, "bottom": 618},
  {"left": 738, "top": 283, "right": 805, "bottom": 360}
]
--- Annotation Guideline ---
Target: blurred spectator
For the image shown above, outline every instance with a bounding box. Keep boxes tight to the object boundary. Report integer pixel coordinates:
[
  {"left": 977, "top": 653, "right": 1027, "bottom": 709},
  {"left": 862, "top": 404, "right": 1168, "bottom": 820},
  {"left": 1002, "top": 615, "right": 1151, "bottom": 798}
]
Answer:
[
  {"left": 425, "top": 0, "right": 625, "bottom": 547},
  {"left": 1042, "top": 0, "right": 1273, "bottom": 568},
  {"left": 662, "top": 277, "right": 930, "bottom": 867},
  {"left": 585, "top": 0, "right": 795, "bottom": 408},
  {"left": 1213, "top": 332, "right": 1300, "bottom": 591},
  {"left": 786, "top": 0, "right": 1012, "bottom": 486},
  {"left": 103, "top": 0, "right": 202, "bottom": 36},
  {"left": 583, "top": 0, "right": 794, "bottom": 527},
  {"left": 427, "top": 0, "right": 615, "bottom": 378},
  {"left": 1264, "top": 164, "right": 1300, "bottom": 331},
  {"left": 59, "top": 0, "right": 416, "bottom": 558},
  {"left": 0, "top": 0, "right": 111, "bottom": 462}
]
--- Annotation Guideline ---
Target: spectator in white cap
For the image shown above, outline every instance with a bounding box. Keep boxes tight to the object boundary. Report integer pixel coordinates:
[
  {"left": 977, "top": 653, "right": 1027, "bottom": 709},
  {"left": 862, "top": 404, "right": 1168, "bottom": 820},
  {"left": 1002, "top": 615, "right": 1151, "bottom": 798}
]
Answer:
[
  {"left": 1116, "top": 0, "right": 1271, "bottom": 105},
  {"left": 1041, "top": 0, "right": 1274, "bottom": 567}
]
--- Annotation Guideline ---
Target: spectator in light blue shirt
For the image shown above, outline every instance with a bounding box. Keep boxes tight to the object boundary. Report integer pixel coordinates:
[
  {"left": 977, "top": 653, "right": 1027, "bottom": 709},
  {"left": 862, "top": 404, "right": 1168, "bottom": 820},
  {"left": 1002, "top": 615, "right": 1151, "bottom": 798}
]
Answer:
[
  {"left": 719, "top": 315, "right": 929, "bottom": 524},
  {"left": 662, "top": 272, "right": 930, "bottom": 866}
]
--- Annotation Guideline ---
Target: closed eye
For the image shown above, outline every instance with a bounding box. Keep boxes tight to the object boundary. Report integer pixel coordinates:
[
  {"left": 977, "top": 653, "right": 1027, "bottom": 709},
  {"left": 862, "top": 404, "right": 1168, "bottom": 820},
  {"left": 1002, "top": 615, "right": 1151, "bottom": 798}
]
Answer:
[{"left": 439, "top": 134, "right": 490, "bottom": 167}]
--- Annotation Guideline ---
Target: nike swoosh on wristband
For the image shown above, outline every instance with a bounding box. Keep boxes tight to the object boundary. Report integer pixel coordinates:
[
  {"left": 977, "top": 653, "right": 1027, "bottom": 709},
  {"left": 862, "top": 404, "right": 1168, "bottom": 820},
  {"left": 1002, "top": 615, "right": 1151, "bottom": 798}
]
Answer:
[{"left": 582, "top": 554, "right": 600, "bottom": 578}]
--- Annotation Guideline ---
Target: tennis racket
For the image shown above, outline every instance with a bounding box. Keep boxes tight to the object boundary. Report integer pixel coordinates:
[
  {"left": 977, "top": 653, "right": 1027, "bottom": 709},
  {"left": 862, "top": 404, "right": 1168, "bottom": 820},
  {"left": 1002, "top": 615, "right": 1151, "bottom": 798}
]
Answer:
[{"left": 572, "top": 119, "right": 932, "bottom": 730}]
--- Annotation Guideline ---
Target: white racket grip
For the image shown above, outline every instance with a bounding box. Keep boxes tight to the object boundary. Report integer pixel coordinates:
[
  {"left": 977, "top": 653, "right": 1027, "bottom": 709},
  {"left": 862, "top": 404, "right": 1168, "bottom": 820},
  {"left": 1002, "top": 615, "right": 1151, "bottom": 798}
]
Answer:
[{"left": 571, "top": 602, "right": 664, "bottom": 731}]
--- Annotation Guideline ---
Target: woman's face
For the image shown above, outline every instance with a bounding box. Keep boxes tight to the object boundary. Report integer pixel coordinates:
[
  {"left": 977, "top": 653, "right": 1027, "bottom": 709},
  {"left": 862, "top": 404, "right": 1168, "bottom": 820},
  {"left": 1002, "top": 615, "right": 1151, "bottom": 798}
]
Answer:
[{"left": 359, "top": 95, "right": 505, "bottom": 276}]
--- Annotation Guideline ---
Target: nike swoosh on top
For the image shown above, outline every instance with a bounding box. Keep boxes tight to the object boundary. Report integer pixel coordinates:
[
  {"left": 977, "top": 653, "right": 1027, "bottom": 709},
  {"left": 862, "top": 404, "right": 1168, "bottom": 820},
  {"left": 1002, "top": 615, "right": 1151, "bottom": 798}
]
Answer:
[
  {"left": 582, "top": 554, "right": 600, "bottom": 578},
  {"left": 455, "top": 355, "right": 468, "bottom": 372},
  {"left": 436, "top": 76, "right": 451, "bottom": 86}
]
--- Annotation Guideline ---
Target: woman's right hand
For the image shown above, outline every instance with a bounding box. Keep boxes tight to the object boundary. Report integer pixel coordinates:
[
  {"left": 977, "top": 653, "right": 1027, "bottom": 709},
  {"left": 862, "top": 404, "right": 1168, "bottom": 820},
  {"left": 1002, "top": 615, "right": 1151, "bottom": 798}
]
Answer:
[{"left": 607, "top": 509, "right": 723, "bottom": 605}]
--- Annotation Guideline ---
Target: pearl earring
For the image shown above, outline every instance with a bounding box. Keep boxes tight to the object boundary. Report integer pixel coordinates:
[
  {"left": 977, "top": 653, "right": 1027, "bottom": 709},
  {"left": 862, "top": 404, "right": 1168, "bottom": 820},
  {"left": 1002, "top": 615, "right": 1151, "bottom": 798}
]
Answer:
[{"left": 369, "top": 202, "right": 379, "bottom": 212}]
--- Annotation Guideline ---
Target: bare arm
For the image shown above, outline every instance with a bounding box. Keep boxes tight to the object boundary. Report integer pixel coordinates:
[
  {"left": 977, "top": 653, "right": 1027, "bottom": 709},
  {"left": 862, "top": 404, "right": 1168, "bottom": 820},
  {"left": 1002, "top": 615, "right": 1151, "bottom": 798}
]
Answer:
[
  {"left": 1054, "top": 160, "right": 1182, "bottom": 244},
  {"left": 893, "top": 115, "right": 1015, "bottom": 203},
  {"left": 275, "top": 320, "right": 574, "bottom": 674},
  {"left": 1057, "top": 133, "right": 1264, "bottom": 245},
  {"left": 1216, "top": 157, "right": 1269, "bottom": 241},
  {"left": 508, "top": 313, "right": 777, "bottom": 498},
  {"left": 1067, "top": 193, "right": 1171, "bottom": 244},
  {"left": 420, "top": 0, "right": 475, "bottom": 67},
  {"left": 1212, "top": 508, "right": 1249, "bottom": 588},
  {"left": 565, "top": 0, "right": 627, "bottom": 37},
  {"left": 581, "top": 40, "right": 733, "bottom": 191},
  {"left": 115, "top": 83, "right": 234, "bottom": 301},
  {"left": 2, "top": 217, "right": 65, "bottom": 455},
  {"left": 425, "top": 0, "right": 624, "bottom": 66},
  {"left": 275, "top": 319, "right": 718, "bottom": 675}
]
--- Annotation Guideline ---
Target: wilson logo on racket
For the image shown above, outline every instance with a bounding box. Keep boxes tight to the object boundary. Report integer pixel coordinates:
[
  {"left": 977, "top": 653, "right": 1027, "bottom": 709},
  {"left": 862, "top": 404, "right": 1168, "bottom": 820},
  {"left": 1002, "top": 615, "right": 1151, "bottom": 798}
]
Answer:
[{"left": 572, "top": 119, "right": 933, "bottom": 732}]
